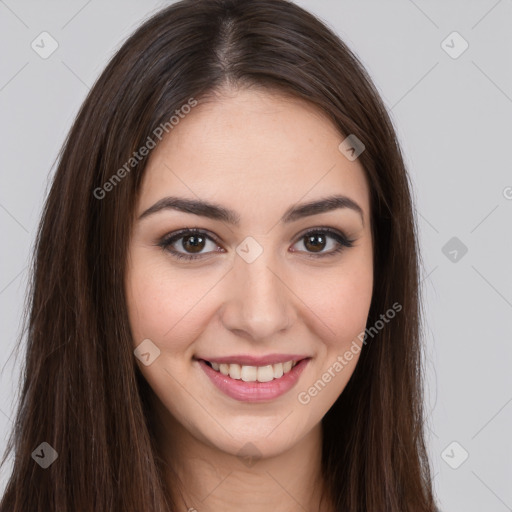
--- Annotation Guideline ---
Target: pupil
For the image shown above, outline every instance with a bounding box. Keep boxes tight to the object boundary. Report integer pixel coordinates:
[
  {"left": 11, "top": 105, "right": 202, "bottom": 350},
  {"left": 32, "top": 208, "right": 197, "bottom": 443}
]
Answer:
[
  {"left": 183, "top": 235, "right": 205, "bottom": 253},
  {"left": 304, "top": 234, "right": 325, "bottom": 252}
]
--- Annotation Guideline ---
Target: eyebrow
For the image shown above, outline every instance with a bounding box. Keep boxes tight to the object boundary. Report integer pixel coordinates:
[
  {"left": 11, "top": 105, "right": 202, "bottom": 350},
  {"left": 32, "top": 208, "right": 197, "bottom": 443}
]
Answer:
[{"left": 139, "top": 194, "right": 364, "bottom": 226}]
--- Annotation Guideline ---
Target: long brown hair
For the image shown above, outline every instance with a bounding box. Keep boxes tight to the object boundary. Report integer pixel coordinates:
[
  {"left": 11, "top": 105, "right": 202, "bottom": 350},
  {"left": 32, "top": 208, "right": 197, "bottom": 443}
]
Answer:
[{"left": 0, "top": 0, "right": 437, "bottom": 510}]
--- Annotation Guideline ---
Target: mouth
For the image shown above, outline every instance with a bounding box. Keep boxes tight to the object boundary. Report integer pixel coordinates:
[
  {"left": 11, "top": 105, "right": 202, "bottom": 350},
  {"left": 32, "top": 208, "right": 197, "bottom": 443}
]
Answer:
[{"left": 196, "top": 357, "right": 311, "bottom": 402}]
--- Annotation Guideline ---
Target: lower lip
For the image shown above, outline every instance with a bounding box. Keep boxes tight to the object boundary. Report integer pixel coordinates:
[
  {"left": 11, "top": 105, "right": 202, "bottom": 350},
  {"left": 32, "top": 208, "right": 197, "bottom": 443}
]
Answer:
[{"left": 198, "top": 358, "right": 310, "bottom": 402}]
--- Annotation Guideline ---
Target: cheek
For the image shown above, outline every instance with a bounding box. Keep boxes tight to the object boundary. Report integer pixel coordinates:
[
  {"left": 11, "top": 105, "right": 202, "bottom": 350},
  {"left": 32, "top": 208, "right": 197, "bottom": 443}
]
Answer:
[
  {"left": 300, "top": 253, "right": 374, "bottom": 346},
  {"left": 125, "top": 253, "right": 219, "bottom": 350},
  {"left": 294, "top": 252, "right": 373, "bottom": 399},
  {"left": 294, "top": 271, "right": 372, "bottom": 412}
]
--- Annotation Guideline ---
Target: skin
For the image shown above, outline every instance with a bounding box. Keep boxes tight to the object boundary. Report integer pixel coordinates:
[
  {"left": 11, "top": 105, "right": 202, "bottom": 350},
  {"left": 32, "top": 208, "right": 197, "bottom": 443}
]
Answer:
[{"left": 125, "top": 86, "right": 373, "bottom": 512}]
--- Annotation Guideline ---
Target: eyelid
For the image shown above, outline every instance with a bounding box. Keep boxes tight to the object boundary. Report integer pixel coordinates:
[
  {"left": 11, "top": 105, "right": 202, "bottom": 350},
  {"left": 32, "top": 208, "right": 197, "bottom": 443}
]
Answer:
[
  {"left": 293, "top": 225, "right": 352, "bottom": 243},
  {"left": 160, "top": 227, "right": 223, "bottom": 246}
]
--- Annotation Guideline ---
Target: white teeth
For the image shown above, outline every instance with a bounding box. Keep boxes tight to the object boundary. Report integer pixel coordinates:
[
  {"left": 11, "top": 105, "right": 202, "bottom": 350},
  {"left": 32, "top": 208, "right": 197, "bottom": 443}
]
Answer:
[
  {"left": 241, "top": 365, "right": 257, "bottom": 382},
  {"left": 229, "top": 364, "right": 241, "bottom": 380},
  {"left": 273, "top": 362, "right": 284, "bottom": 378},
  {"left": 208, "top": 359, "right": 300, "bottom": 382},
  {"left": 257, "top": 365, "right": 274, "bottom": 382}
]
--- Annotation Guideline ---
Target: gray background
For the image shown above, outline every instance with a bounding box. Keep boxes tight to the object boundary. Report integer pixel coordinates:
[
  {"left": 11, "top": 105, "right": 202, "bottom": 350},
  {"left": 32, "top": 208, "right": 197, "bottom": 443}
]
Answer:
[{"left": 1, "top": 1, "right": 511, "bottom": 510}]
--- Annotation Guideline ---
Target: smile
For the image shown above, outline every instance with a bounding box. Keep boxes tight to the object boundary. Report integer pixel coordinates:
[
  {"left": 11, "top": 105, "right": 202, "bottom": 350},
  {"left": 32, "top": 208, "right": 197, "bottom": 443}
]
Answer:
[{"left": 197, "top": 357, "right": 310, "bottom": 402}]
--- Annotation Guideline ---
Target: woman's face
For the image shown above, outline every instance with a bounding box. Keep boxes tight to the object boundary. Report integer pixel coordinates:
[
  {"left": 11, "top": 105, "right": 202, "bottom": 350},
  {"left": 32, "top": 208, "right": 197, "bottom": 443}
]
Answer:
[{"left": 126, "top": 87, "right": 373, "bottom": 459}]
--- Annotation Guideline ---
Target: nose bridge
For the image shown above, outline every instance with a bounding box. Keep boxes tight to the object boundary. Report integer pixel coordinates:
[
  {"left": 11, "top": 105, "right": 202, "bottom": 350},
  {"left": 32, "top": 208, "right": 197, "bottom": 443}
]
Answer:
[{"left": 220, "top": 240, "right": 294, "bottom": 340}]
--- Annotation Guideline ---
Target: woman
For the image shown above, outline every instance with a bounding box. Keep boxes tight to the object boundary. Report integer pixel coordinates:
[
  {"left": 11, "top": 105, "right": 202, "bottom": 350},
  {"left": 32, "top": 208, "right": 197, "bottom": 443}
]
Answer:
[{"left": 0, "top": 0, "right": 438, "bottom": 510}]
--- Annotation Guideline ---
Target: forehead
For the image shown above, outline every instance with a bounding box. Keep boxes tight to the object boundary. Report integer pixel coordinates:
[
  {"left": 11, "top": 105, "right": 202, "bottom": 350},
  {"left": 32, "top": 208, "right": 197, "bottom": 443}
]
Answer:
[{"left": 137, "top": 88, "right": 371, "bottom": 229}]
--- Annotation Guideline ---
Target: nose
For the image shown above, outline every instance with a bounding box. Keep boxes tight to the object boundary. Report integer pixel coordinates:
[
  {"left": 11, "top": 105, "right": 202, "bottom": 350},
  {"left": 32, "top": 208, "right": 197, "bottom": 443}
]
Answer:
[{"left": 219, "top": 245, "right": 296, "bottom": 341}]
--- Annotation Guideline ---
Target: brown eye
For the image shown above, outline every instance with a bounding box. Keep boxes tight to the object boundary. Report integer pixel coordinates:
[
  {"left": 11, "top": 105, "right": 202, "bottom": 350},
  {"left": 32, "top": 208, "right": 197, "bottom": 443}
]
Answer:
[
  {"left": 158, "top": 229, "right": 223, "bottom": 261},
  {"left": 181, "top": 234, "right": 206, "bottom": 253},
  {"left": 291, "top": 228, "right": 355, "bottom": 257},
  {"left": 303, "top": 233, "right": 327, "bottom": 253}
]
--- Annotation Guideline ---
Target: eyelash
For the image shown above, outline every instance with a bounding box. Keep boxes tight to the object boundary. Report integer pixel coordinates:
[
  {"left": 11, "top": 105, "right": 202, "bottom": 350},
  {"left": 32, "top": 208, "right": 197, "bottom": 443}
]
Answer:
[{"left": 157, "top": 227, "right": 355, "bottom": 261}]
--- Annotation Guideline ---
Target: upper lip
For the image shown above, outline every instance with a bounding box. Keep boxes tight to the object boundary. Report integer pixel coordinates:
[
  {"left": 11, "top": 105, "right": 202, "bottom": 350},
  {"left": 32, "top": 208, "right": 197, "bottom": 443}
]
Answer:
[{"left": 197, "top": 354, "right": 310, "bottom": 366}]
